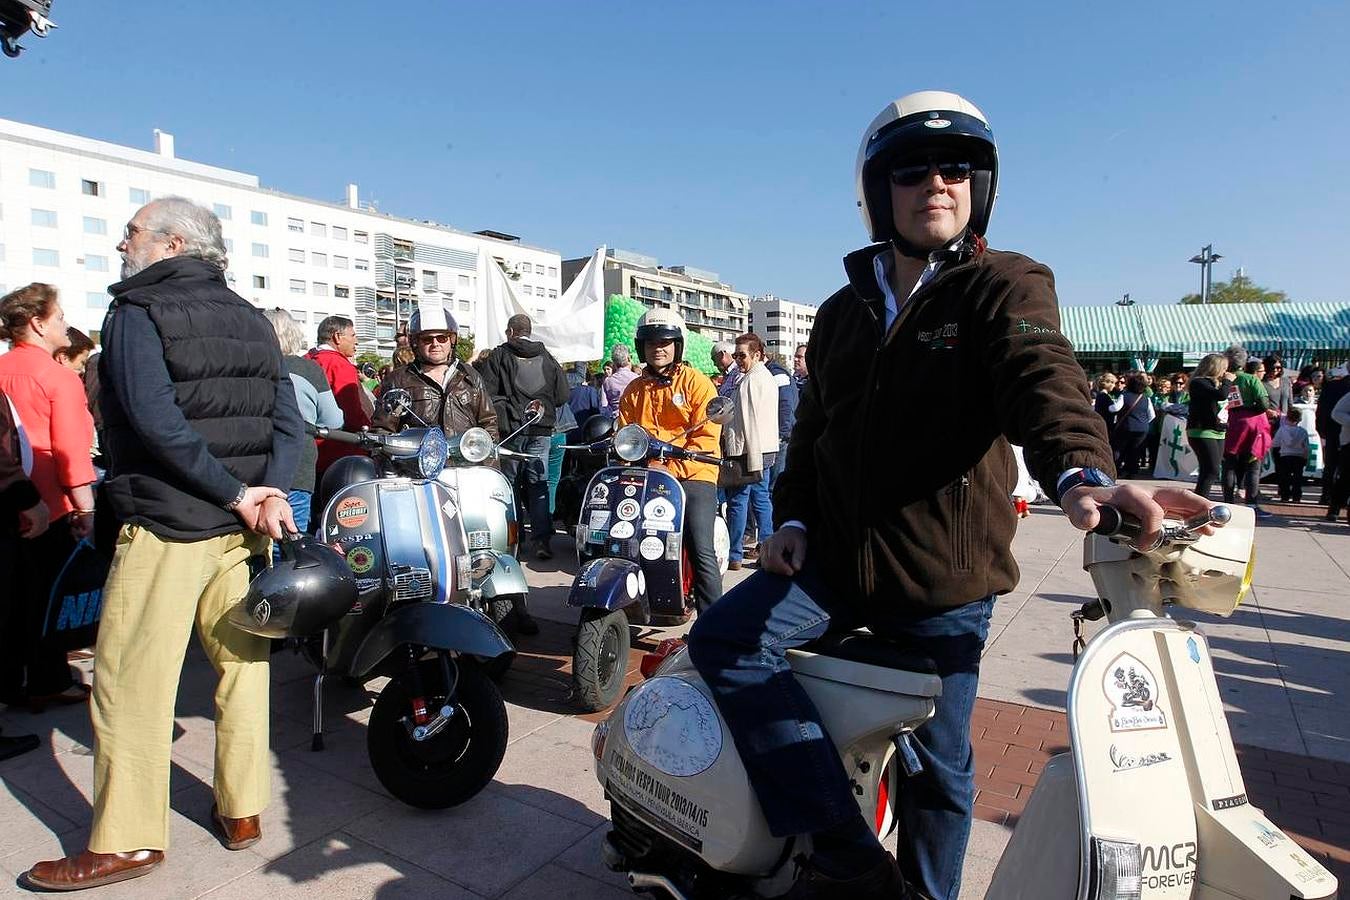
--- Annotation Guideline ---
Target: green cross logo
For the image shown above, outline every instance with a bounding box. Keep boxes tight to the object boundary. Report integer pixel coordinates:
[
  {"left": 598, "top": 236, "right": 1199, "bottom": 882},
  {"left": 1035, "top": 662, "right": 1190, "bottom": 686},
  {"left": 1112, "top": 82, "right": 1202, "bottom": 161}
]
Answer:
[{"left": 1163, "top": 423, "right": 1187, "bottom": 477}]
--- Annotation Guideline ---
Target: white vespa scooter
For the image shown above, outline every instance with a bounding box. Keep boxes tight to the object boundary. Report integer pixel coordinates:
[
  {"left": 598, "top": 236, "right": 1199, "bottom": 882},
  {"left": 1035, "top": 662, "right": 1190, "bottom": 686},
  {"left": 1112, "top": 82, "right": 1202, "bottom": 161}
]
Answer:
[{"left": 589, "top": 504, "right": 1338, "bottom": 899}]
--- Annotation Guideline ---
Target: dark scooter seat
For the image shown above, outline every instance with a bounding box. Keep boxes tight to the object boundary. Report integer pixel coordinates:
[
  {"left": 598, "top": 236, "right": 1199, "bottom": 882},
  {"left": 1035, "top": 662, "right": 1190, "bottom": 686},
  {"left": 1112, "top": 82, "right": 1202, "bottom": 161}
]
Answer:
[{"left": 801, "top": 631, "right": 937, "bottom": 675}]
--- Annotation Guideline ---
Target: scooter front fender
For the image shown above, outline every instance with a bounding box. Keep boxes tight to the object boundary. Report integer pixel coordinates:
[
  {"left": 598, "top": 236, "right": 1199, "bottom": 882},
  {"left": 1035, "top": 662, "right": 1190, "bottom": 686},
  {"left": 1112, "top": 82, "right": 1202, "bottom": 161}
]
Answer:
[
  {"left": 475, "top": 554, "right": 529, "bottom": 599},
  {"left": 567, "top": 557, "right": 649, "bottom": 620},
  {"left": 350, "top": 602, "right": 514, "bottom": 679}
]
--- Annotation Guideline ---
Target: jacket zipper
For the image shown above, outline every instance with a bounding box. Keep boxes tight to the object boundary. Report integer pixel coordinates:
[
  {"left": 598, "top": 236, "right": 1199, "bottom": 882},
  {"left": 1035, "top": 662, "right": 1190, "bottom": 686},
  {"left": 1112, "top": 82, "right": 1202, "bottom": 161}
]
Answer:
[{"left": 950, "top": 474, "right": 972, "bottom": 572}]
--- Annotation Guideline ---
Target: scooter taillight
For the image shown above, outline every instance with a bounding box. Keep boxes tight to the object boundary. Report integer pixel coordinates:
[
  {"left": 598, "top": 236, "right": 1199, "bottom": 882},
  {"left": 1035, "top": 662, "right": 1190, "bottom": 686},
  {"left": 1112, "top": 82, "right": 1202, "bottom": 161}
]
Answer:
[
  {"left": 639, "top": 638, "right": 686, "bottom": 679},
  {"left": 507, "top": 520, "right": 519, "bottom": 551}
]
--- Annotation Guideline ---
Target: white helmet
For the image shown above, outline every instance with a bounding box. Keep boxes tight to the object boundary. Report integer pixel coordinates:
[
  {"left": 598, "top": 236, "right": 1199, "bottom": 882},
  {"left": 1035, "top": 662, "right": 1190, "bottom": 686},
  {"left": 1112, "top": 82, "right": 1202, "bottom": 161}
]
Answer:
[
  {"left": 634, "top": 308, "right": 686, "bottom": 365},
  {"left": 855, "top": 90, "right": 999, "bottom": 244},
  {"left": 408, "top": 300, "right": 458, "bottom": 334}
]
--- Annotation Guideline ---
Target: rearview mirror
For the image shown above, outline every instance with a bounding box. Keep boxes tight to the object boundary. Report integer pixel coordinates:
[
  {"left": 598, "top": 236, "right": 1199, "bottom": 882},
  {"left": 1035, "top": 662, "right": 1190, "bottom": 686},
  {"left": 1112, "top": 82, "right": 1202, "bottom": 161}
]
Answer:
[
  {"left": 378, "top": 388, "right": 414, "bottom": 420},
  {"left": 525, "top": 399, "right": 545, "bottom": 422},
  {"left": 705, "top": 396, "right": 734, "bottom": 425}
]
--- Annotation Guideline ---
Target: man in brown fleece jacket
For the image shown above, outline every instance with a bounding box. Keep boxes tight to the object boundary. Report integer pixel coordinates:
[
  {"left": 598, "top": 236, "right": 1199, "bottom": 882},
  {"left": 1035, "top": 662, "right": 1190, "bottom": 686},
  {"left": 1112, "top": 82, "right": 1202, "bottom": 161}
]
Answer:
[{"left": 686, "top": 92, "right": 1215, "bottom": 900}]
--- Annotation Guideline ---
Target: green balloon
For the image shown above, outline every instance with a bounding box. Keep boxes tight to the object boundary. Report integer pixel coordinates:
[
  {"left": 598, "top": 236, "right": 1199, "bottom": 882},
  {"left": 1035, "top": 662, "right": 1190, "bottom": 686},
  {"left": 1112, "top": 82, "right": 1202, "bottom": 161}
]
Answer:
[{"left": 602, "top": 295, "right": 719, "bottom": 376}]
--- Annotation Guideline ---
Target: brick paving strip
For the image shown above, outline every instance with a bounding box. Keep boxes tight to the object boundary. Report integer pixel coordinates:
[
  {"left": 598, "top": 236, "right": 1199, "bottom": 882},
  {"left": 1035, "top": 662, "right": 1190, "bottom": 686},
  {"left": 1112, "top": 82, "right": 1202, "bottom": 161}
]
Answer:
[
  {"left": 972, "top": 697, "right": 1350, "bottom": 884},
  {"left": 502, "top": 620, "right": 1348, "bottom": 885}
]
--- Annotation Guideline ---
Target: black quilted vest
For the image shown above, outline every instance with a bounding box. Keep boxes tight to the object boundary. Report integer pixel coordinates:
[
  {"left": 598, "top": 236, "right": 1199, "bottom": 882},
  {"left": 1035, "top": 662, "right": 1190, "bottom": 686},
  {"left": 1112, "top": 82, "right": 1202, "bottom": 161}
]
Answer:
[{"left": 101, "top": 257, "right": 282, "bottom": 539}]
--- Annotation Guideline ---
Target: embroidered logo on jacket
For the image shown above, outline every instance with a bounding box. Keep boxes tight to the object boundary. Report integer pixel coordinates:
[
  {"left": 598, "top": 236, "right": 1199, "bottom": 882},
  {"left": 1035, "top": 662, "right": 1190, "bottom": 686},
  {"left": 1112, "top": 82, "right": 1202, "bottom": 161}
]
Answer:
[{"left": 917, "top": 322, "right": 960, "bottom": 349}]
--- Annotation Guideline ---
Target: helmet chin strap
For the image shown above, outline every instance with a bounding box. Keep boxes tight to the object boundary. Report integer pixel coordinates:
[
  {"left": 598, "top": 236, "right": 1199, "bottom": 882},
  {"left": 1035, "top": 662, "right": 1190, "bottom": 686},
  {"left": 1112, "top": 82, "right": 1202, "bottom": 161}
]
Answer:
[{"left": 890, "top": 227, "right": 980, "bottom": 262}]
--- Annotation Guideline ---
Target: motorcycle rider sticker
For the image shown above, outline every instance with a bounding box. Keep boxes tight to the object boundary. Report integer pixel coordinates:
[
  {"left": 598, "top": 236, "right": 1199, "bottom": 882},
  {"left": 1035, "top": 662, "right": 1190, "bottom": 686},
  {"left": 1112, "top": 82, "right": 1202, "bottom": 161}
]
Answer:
[
  {"left": 1102, "top": 652, "right": 1168, "bottom": 732},
  {"left": 589, "top": 483, "right": 609, "bottom": 507},
  {"left": 335, "top": 496, "right": 369, "bottom": 529}
]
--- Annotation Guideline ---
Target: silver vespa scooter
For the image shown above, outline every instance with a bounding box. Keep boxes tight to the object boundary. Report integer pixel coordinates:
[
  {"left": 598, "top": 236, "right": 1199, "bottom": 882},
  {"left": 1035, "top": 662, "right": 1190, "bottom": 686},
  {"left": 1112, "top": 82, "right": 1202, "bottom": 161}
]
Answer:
[{"left": 590, "top": 504, "right": 1338, "bottom": 899}]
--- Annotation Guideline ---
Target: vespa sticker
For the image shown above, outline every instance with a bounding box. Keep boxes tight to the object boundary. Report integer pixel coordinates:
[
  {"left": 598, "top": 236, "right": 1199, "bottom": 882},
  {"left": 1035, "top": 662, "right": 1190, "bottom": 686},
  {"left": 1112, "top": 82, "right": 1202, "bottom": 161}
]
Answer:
[
  {"left": 616, "top": 499, "right": 641, "bottom": 521},
  {"left": 610, "top": 521, "right": 636, "bottom": 540},
  {"left": 1108, "top": 743, "right": 1172, "bottom": 773},
  {"left": 640, "top": 536, "right": 665, "bottom": 560},
  {"left": 335, "top": 496, "right": 369, "bottom": 530},
  {"left": 589, "top": 483, "right": 610, "bottom": 507},
  {"left": 643, "top": 498, "right": 675, "bottom": 523},
  {"left": 1103, "top": 653, "right": 1167, "bottom": 732},
  {"left": 346, "top": 546, "right": 375, "bottom": 575}
]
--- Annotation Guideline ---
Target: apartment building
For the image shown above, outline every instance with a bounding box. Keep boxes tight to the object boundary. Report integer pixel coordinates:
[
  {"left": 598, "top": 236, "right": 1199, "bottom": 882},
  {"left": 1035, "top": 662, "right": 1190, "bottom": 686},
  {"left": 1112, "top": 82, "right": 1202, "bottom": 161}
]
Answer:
[
  {"left": 562, "top": 248, "right": 748, "bottom": 344},
  {"left": 0, "top": 117, "right": 560, "bottom": 355},
  {"left": 747, "top": 294, "right": 815, "bottom": 361}
]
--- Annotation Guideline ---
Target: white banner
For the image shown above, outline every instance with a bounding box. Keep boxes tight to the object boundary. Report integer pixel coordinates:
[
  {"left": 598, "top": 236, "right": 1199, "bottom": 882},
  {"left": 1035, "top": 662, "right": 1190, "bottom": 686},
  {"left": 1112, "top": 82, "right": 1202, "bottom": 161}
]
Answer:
[
  {"left": 1154, "top": 414, "right": 1200, "bottom": 480},
  {"left": 472, "top": 246, "right": 607, "bottom": 363}
]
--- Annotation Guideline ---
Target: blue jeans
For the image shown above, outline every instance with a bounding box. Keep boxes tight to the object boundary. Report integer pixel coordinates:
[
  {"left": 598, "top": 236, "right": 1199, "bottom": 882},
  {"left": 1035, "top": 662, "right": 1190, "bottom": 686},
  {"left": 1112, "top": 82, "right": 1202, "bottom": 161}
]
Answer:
[
  {"left": 503, "top": 433, "right": 554, "bottom": 547},
  {"left": 724, "top": 468, "right": 773, "bottom": 563},
  {"left": 768, "top": 440, "right": 789, "bottom": 490},
  {"left": 274, "top": 489, "right": 313, "bottom": 564},
  {"left": 687, "top": 562, "right": 994, "bottom": 900}
]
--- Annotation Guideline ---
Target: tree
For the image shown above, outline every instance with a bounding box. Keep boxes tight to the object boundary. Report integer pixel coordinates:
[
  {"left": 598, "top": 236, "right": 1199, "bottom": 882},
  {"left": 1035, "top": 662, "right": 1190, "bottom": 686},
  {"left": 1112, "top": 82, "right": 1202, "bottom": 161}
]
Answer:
[
  {"left": 455, "top": 334, "right": 475, "bottom": 364},
  {"left": 354, "top": 351, "right": 386, "bottom": 369},
  {"left": 1179, "top": 273, "right": 1287, "bottom": 305}
]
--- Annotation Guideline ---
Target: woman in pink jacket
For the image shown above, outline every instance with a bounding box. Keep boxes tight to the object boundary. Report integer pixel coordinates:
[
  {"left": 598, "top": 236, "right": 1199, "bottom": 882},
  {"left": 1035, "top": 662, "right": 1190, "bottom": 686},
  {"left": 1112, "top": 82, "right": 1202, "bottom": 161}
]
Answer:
[{"left": 0, "top": 284, "right": 97, "bottom": 712}]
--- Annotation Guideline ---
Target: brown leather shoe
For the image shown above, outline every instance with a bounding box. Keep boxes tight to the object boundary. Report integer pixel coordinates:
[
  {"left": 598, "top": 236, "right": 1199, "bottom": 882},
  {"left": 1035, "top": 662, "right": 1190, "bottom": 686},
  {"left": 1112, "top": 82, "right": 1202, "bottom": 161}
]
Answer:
[
  {"left": 727, "top": 560, "right": 743, "bottom": 571},
  {"left": 212, "top": 804, "right": 261, "bottom": 850},
  {"left": 781, "top": 852, "right": 917, "bottom": 899},
  {"left": 23, "top": 849, "right": 163, "bottom": 891}
]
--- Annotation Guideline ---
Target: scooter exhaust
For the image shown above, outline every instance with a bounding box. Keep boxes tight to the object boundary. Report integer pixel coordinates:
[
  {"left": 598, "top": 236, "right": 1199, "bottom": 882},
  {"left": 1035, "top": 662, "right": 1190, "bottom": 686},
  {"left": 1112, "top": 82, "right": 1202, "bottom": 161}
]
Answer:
[{"left": 628, "top": 871, "right": 691, "bottom": 900}]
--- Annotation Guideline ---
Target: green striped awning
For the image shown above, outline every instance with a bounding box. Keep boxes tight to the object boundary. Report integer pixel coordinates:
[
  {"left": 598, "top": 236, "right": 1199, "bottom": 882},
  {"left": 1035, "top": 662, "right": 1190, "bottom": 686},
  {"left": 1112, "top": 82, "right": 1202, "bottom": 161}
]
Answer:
[
  {"left": 1060, "top": 305, "right": 1144, "bottom": 354},
  {"left": 1263, "top": 302, "right": 1350, "bottom": 353},
  {"left": 1133, "top": 305, "right": 1223, "bottom": 354}
]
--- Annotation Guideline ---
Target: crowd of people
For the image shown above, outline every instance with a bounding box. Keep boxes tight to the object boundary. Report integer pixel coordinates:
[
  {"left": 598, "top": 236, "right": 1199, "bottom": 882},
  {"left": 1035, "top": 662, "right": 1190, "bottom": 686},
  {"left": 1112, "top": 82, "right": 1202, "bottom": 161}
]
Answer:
[{"left": 1088, "top": 348, "right": 1349, "bottom": 520}]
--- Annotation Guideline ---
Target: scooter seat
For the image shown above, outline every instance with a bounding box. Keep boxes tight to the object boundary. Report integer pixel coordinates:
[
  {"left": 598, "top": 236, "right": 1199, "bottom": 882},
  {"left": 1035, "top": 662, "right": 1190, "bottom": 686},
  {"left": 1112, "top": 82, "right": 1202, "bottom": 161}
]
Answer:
[{"left": 801, "top": 631, "right": 937, "bottom": 674}]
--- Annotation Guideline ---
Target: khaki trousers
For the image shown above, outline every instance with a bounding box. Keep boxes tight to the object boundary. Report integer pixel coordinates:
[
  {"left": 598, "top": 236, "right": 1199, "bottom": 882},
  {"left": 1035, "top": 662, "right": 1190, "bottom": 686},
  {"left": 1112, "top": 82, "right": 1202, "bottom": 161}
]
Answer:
[{"left": 89, "top": 525, "right": 270, "bottom": 853}]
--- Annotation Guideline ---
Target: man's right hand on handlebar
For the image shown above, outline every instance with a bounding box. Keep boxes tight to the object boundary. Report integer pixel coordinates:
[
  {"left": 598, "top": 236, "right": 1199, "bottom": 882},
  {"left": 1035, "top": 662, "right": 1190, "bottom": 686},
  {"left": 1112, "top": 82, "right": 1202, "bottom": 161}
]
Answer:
[{"left": 1061, "top": 481, "right": 1219, "bottom": 551}]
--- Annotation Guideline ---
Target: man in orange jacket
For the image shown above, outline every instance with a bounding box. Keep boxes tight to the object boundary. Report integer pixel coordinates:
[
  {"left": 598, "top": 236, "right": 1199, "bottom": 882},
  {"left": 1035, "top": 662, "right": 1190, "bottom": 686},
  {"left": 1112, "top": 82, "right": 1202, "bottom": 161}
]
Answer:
[{"left": 617, "top": 309, "right": 723, "bottom": 612}]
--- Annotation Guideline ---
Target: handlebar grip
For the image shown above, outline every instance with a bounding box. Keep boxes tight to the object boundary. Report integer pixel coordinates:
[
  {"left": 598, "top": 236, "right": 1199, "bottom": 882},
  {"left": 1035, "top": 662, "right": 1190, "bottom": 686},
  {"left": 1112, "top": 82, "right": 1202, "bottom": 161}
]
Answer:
[
  {"left": 1092, "top": 505, "right": 1144, "bottom": 543},
  {"left": 319, "top": 428, "right": 364, "bottom": 445}
]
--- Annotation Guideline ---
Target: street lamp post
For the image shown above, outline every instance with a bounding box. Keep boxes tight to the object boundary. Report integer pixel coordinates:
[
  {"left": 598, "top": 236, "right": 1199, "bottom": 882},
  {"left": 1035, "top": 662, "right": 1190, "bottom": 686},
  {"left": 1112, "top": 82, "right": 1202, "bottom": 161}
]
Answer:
[
  {"left": 1116, "top": 292, "right": 1134, "bottom": 307},
  {"left": 1188, "top": 245, "right": 1223, "bottom": 304}
]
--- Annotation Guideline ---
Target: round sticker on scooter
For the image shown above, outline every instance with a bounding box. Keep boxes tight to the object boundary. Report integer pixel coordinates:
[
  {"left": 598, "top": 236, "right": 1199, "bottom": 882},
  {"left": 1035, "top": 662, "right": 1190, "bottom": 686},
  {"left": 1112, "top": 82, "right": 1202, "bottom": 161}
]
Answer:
[
  {"left": 643, "top": 498, "right": 675, "bottom": 523},
  {"left": 639, "top": 536, "right": 664, "bottom": 560},
  {"left": 610, "top": 521, "right": 635, "bottom": 540},
  {"left": 335, "top": 496, "right": 369, "bottom": 530},
  {"left": 616, "top": 498, "right": 640, "bottom": 521},
  {"left": 623, "top": 676, "right": 723, "bottom": 777}
]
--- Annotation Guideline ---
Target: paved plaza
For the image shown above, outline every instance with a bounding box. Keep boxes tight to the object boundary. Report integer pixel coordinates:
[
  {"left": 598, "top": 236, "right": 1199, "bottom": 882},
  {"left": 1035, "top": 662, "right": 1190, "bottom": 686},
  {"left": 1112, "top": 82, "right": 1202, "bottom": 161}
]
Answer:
[{"left": 2, "top": 493, "right": 1346, "bottom": 897}]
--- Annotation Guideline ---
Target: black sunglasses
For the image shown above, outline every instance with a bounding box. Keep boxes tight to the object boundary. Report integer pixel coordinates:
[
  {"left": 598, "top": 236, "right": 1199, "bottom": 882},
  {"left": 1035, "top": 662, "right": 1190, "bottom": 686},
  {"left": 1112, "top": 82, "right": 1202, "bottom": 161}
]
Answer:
[{"left": 889, "top": 158, "right": 974, "bottom": 188}]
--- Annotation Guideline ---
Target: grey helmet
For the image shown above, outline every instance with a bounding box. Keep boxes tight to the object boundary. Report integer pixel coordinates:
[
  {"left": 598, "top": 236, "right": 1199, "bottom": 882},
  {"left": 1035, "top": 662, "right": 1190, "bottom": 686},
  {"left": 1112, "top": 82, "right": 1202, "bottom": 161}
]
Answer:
[{"left": 855, "top": 91, "right": 999, "bottom": 244}]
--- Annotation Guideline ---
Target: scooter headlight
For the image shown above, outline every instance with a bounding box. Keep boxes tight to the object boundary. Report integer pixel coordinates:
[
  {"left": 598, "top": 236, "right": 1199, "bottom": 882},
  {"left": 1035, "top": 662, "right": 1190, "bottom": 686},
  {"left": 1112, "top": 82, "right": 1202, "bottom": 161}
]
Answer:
[
  {"left": 613, "top": 424, "right": 651, "bottom": 463},
  {"left": 417, "top": 429, "right": 450, "bottom": 479},
  {"left": 457, "top": 427, "right": 494, "bottom": 464}
]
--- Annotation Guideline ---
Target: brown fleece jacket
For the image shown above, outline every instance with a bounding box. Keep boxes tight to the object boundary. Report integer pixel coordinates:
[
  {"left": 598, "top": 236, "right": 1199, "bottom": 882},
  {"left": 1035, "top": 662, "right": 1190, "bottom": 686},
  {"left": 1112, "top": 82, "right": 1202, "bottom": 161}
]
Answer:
[{"left": 773, "top": 241, "right": 1113, "bottom": 625}]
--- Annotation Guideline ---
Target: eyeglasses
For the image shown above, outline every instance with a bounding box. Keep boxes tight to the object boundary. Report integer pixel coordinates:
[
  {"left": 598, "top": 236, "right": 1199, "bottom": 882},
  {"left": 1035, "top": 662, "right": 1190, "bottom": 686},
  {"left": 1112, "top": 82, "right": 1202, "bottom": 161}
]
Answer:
[
  {"left": 121, "top": 222, "right": 165, "bottom": 242},
  {"left": 417, "top": 333, "right": 453, "bottom": 344},
  {"left": 889, "top": 158, "right": 974, "bottom": 188},
  {"left": 732, "top": 352, "right": 750, "bottom": 360}
]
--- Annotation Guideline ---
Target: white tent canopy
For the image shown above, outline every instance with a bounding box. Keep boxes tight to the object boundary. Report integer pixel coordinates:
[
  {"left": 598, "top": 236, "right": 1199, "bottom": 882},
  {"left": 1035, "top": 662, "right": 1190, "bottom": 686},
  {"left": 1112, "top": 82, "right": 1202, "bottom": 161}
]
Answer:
[{"left": 471, "top": 246, "right": 607, "bottom": 363}]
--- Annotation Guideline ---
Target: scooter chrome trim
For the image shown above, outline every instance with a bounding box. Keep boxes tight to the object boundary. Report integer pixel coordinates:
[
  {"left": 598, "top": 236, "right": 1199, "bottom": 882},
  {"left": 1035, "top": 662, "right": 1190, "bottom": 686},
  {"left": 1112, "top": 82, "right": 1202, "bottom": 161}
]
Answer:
[{"left": 627, "top": 872, "right": 690, "bottom": 899}]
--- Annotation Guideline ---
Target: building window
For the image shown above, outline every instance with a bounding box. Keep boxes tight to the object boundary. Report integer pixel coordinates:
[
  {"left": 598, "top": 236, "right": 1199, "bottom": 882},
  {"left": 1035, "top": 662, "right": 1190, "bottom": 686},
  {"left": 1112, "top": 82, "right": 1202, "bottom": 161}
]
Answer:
[
  {"left": 288, "top": 248, "right": 305, "bottom": 263},
  {"left": 253, "top": 275, "right": 269, "bottom": 289},
  {"left": 334, "top": 285, "right": 350, "bottom": 299},
  {"left": 33, "top": 248, "right": 60, "bottom": 266},
  {"left": 312, "top": 252, "right": 327, "bottom": 267},
  {"left": 251, "top": 210, "right": 268, "bottom": 226},
  {"left": 422, "top": 271, "right": 438, "bottom": 291},
  {"left": 289, "top": 279, "right": 306, "bottom": 294},
  {"left": 520, "top": 262, "right": 533, "bottom": 274},
  {"left": 87, "top": 291, "right": 108, "bottom": 309},
  {"left": 548, "top": 289, "right": 558, "bottom": 299},
  {"left": 223, "top": 238, "right": 234, "bottom": 253},
  {"left": 310, "top": 222, "right": 326, "bottom": 237},
  {"left": 129, "top": 187, "right": 150, "bottom": 205},
  {"left": 31, "top": 209, "right": 58, "bottom": 227},
  {"left": 287, "top": 217, "right": 304, "bottom": 233},
  {"left": 29, "top": 169, "right": 56, "bottom": 189},
  {"left": 333, "top": 255, "right": 348, "bottom": 269},
  {"left": 81, "top": 179, "right": 102, "bottom": 197},
  {"left": 313, "top": 282, "right": 329, "bottom": 297},
  {"left": 354, "top": 258, "right": 369, "bottom": 271},
  {"left": 547, "top": 266, "right": 557, "bottom": 277},
  {"left": 0, "top": 243, "right": 4, "bottom": 262},
  {"left": 458, "top": 274, "right": 471, "bottom": 287},
  {"left": 213, "top": 203, "right": 232, "bottom": 220},
  {"left": 83, "top": 216, "right": 107, "bottom": 235},
  {"left": 252, "top": 243, "right": 270, "bottom": 258},
  {"left": 332, "top": 226, "right": 348, "bottom": 241},
  {"left": 354, "top": 231, "right": 369, "bottom": 244},
  {"left": 290, "top": 310, "right": 308, "bottom": 322},
  {"left": 84, "top": 254, "right": 109, "bottom": 272}
]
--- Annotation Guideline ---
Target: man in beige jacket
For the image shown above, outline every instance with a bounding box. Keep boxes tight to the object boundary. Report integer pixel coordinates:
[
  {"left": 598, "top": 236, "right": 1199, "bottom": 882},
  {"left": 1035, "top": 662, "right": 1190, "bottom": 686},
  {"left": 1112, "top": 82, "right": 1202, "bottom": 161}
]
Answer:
[{"left": 721, "top": 333, "right": 779, "bottom": 569}]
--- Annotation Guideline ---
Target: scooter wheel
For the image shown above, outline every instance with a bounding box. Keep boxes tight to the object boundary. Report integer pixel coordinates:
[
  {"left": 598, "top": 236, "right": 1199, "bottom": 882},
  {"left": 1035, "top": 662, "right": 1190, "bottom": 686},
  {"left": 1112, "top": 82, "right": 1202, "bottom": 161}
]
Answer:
[
  {"left": 572, "top": 609, "right": 630, "bottom": 712},
  {"left": 367, "top": 659, "right": 508, "bottom": 809}
]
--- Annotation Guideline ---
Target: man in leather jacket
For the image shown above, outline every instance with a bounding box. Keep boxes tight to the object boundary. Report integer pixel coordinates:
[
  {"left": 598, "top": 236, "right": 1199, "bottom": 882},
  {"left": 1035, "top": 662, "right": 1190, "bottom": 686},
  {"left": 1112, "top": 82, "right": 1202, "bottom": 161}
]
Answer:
[{"left": 373, "top": 303, "right": 498, "bottom": 444}]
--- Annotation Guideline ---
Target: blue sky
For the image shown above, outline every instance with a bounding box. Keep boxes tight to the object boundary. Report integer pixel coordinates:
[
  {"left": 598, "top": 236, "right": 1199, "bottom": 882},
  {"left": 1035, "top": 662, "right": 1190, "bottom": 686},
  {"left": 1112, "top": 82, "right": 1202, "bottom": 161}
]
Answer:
[{"left": 6, "top": 1, "right": 1347, "bottom": 307}]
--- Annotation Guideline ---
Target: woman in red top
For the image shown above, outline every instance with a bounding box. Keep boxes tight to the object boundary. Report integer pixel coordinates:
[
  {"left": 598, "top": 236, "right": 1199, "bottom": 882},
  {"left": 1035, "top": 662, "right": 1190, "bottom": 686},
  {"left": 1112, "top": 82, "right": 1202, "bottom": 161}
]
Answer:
[{"left": 0, "top": 284, "right": 98, "bottom": 711}]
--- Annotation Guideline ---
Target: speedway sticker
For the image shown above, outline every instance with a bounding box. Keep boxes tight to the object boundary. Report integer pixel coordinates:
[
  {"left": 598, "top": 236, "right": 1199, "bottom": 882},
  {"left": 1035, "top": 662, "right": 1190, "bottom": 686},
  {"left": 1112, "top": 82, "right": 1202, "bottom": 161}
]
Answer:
[
  {"left": 335, "top": 496, "right": 369, "bottom": 530},
  {"left": 1108, "top": 744, "right": 1172, "bottom": 773},
  {"left": 1102, "top": 653, "right": 1168, "bottom": 732},
  {"left": 346, "top": 546, "right": 375, "bottom": 575}
]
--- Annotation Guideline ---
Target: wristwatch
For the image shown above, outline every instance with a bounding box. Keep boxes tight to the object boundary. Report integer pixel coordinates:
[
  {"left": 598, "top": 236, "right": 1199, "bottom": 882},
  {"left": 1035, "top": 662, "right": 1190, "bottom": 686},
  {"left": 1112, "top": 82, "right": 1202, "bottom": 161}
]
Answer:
[
  {"left": 223, "top": 484, "right": 247, "bottom": 512},
  {"left": 1057, "top": 467, "right": 1116, "bottom": 501}
]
